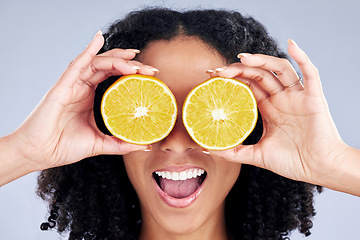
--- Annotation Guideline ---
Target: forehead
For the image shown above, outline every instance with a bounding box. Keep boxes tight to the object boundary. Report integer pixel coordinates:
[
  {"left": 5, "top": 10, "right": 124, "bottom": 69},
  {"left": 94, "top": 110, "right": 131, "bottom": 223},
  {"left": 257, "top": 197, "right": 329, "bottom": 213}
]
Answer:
[
  {"left": 137, "top": 37, "right": 227, "bottom": 99},
  {"left": 139, "top": 36, "right": 224, "bottom": 66}
]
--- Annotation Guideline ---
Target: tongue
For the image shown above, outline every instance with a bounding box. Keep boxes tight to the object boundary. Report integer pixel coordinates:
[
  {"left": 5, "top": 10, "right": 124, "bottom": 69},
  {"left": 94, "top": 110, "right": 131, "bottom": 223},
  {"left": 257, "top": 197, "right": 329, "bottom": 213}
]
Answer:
[{"left": 160, "top": 177, "right": 202, "bottom": 199}]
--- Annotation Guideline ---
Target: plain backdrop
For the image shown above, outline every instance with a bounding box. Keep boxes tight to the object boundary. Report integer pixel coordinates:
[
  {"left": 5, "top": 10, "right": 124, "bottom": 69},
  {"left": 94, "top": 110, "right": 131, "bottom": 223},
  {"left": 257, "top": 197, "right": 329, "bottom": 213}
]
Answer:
[{"left": 0, "top": 0, "right": 359, "bottom": 239}]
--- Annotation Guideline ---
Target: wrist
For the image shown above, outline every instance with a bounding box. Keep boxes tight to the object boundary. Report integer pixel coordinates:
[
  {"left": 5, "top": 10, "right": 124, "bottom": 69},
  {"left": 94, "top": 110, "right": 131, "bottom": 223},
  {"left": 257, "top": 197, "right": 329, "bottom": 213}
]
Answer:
[
  {"left": 0, "top": 133, "right": 40, "bottom": 186},
  {"left": 319, "top": 144, "right": 360, "bottom": 196}
]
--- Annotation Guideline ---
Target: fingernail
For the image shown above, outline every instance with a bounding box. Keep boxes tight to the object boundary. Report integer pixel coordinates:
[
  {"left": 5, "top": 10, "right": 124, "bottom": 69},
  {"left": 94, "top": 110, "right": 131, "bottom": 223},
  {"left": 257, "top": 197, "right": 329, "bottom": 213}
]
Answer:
[
  {"left": 215, "top": 68, "right": 224, "bottom": 72},
  {"left": 288, "top": 39, "right": 298, "bottom": 47},
  {"left": 94, "top": 30, "right": 102, "bottom": 38},
  {"left": 144, "top": 145, "right": 152, "bottom": 152},
  {"left": 125, "top": 49, "right": 140, "bottom": 54},
  {"left": 237, "top": 53, "right": 252, "bottom": 59},
  {"left": 144, "top": 65, "right": 160, "bottom": 73},
  {"left": 202, "top": 148, "right": 210, "bottom": 154},
  {"left": 206, "top": 69, "right": 215, "bottom": 74},
  {"left": 132, "top": 66, "right": 140, "bottom": 70}
]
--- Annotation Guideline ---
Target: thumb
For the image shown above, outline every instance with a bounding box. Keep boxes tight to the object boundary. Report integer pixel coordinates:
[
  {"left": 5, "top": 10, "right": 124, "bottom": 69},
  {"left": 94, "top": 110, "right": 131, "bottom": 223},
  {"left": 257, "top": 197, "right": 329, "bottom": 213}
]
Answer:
[
  {"left": 209, "top": 144, "right": 263, "bottom": 167},
  {"left": 94, "top": 135, "right": 150, "bottom": 156}
]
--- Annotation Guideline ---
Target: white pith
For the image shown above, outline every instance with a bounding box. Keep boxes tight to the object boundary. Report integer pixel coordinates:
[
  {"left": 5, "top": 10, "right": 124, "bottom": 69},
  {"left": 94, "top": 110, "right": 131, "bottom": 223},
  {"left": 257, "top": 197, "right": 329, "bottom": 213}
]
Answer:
[
  {"left": 155, "top": 168, "right": 206, "bottom": 181},
  {"left": 212, "top": 108, "right": 228, "bottom": 121},
  {"left": 134, "top": 106, "right": 149, "bottom": 118}
]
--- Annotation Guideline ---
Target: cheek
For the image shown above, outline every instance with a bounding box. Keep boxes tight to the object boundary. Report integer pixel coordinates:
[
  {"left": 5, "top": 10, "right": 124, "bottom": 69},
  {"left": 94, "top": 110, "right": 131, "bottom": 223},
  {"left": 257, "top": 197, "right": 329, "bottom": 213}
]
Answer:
[
  {"left": 213, "top": 162, "right": 241, "bottom": 197},
  {"left": 123, "top": 153, "right": 146, "bottom": 190},
  {"left": 228, "top": 164, "right": 241, "bottom": 191}
]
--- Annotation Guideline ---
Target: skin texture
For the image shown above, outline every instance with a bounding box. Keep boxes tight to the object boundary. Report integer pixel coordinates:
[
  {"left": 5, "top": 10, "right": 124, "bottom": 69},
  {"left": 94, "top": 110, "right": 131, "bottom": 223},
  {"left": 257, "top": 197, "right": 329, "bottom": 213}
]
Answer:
[{"left": 123, "top": 37, "right": 241, "bottom": 240}]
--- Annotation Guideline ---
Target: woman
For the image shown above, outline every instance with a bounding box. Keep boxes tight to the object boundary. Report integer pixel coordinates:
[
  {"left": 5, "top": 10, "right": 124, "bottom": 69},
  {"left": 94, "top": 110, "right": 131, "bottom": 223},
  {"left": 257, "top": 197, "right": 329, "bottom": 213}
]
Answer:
[{"left": 1, "top": 8, "right": 359, "bottom": 240}]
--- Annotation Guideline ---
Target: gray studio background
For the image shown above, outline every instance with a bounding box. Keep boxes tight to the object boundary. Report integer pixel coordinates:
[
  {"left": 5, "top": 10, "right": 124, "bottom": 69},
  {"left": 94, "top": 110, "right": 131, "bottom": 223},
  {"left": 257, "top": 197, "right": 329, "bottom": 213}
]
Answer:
[{"left": 0, "top": 0, "right": 359, "bottom": 239}]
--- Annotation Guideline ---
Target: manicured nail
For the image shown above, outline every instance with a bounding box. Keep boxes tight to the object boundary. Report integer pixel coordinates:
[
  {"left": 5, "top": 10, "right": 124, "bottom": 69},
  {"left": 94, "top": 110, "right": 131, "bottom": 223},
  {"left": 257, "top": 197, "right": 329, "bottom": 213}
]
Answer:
[
  {"left": 144, "top": 65, "right": 160, "bottom": 73},
  {"left": 132, "top": 66, "right": 140, "bottom": 70},
  {"left": 94, "top": 30, "right": 102, "bottom": 38},
  {"left": 151, "top": 68, "right": 159, "bottom": 73},
  {"left": 206, "top": 69, "right": 215, "bottom": 74},
  {"left": 125, "top": 49, "right": 140, "bottom": 54},
  {"left": 215, "top": 68, "right": 224, "bottom": 72},
  {"left": 202, "top": 148, "right": 210, "bottom": 154},
  {"left": 237, "top": 53, "right": 252, "bottom": 59},
  {"left": 288, "top": 39, "right": 298, "bottom": 47},
  {"left": 144, "top": 145, "right": 152, "bottom": 152}
]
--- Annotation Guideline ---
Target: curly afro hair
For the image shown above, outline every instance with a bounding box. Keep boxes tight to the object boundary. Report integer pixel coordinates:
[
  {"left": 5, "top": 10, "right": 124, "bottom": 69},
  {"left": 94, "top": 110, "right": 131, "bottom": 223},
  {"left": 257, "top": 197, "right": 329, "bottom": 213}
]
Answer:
[{"left": 37, "top": 7, "right": 322, "bottom": 240}]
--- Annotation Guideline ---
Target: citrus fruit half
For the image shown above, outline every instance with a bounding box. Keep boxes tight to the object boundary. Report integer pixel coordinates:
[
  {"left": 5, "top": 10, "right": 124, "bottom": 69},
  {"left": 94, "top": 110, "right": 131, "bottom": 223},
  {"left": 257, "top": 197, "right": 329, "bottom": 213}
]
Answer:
[
  {"left": 101, "top": 74, "right": 177, "bottom": 145},
  {"left": 183, "top": 77, "right": 258, "bottom": 150}
]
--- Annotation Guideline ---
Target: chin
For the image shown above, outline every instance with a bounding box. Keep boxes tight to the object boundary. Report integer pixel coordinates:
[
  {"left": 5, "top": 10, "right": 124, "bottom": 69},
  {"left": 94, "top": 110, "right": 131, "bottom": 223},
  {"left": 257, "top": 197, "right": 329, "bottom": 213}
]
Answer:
[{"left": 156, "top": 211, "right": 206, "bottom": 235}]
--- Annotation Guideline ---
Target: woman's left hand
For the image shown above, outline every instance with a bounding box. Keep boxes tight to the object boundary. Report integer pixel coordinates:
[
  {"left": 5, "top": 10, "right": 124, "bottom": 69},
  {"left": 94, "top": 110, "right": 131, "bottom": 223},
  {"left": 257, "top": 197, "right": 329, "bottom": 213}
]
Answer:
[{"left": 206, "top": 40, "right": 351, "bottom": 190}]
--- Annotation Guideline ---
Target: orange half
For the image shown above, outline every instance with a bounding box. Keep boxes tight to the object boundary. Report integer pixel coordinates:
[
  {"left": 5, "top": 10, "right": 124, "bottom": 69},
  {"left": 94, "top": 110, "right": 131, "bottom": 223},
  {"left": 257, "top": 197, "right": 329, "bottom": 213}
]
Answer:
[
  {"left": 101, "top": 74, "right": 177, "bottom": 145},
  {"left": 183, "top": 77, "right": 258, "bottom": 150}
]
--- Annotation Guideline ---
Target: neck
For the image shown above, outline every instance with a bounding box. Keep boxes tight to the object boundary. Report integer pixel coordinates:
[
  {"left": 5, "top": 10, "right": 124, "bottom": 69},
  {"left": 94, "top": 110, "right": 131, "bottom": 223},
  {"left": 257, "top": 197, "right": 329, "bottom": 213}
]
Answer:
[{"left": 138, "top": 205, "right": 230, "bottom": 240}]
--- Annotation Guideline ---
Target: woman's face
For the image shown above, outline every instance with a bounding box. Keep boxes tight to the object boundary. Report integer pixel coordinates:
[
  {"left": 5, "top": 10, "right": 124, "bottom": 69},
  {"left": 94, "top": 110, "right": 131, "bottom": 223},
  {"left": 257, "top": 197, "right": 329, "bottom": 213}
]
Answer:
[{"left": 123, "top": 37, "right": 241, "bottom": 238}]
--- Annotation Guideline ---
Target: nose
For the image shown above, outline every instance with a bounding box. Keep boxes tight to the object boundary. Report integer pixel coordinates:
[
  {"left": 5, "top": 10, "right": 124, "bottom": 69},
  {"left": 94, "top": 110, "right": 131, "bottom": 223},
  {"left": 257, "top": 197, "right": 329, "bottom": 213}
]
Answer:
[{"left": 159, "top": 117, "right": 199, "bottom": 153}]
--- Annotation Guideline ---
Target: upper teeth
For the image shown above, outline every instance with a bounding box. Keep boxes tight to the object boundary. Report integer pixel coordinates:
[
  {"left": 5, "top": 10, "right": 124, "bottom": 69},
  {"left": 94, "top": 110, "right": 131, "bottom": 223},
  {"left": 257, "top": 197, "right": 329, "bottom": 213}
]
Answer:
[{"left": 155, "top": 169, "right": 205, "bottom": 181}]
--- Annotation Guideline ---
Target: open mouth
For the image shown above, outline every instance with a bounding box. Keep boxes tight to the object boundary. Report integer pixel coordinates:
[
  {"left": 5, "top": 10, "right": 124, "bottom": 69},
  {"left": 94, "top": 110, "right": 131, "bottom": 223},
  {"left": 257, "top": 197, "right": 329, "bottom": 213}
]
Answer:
[{"left": 152, "top": 168, "right": 207, "bottom": 207}]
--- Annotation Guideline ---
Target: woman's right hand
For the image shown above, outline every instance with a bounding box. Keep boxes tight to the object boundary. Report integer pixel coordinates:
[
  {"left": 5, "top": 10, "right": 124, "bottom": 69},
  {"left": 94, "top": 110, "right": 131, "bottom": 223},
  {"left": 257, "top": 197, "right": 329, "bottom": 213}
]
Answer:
[
  {"left": 206, "top": 40, "right": 360, "bottom": 196},
  {"left": 3, "top": 31, "right": 156, "bottom": 174}
]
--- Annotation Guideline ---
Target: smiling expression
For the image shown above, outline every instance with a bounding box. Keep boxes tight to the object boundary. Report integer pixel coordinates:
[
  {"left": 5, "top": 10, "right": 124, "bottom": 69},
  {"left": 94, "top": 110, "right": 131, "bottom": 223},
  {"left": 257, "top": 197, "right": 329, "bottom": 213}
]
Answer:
[{"left": 122, "top": 36, "right": 241, "bottom": 239}]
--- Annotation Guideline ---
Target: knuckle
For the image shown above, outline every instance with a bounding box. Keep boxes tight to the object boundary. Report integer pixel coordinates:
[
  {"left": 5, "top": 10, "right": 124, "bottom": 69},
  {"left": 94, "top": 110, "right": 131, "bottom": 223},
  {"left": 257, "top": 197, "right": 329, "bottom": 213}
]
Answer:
[
  {"left": 279, "top": 58, "right": 290, "bottom": 64},
  {"left": 279, "top": 58, "right": 292, "bottom": 71},
  {"left": 270, "top": 59, "right": 292, "bottom": 77},
  {"left": 268, "top": 88, "right": 282, "bottom": 96},
  {"left": 242, "top": 79, "right": 254, "bottom": 91},
  {"left": 253, "top": 72, "right": 265, "bottom": 82},
  {"left": 67, "top": 59, "right": 75, "bottom": 68},
  {"left": 90, "top": 63, "right": 99, "bottom": 73},
  {"left": 82, "top": 80, "right": 93, "bottom": 88},
  {"left": 313, "top": 66, "right": 320, "bottom": 76},
  {"left": 103, "top": 70, "right": 113, "bottom": 79}
]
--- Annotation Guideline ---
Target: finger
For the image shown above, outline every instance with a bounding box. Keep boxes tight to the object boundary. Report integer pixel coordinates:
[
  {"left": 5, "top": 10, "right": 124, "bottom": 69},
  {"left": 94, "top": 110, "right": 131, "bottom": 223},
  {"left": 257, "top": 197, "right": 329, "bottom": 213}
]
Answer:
[
  {"left": 98, "top": 48, "right": 140, "bottom": 60},
  {"left": 238, "top": 53, "right": 302, "bottom": 90},
  {"left": 144, "top": 65, "right": 160, "bottom": 73},
  {"left": 208, "top": 144, "right": 265, "bottom": 168},
  {"left": 206, "top": 66, "right": 270, "bottom": 103},
  {"left": 59, "top": 31, "right": 104, "bottom": 87},
  {"left": 287, "top": 39, "right": 323, "bottom": 96},
  {"left": 237, "top": 77, "right": 270, "bottom": 103},
  {"left": 83, "top": 67, "right": 139, "bottom": 88},
  {"left": 95, "top": 135, "right": 150, "bottom": 155},
  {"left": 80, "top": 56, "right": 139, "bottom": 84},
  {"left": 212, "top": 63, "right": 284, "bottom": 95},
  {"left": 84, "top": 61, "right": 159, "bottom": 87},
  {"left": 127, "top": 60, "right": 160, "bottom": 75}
]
